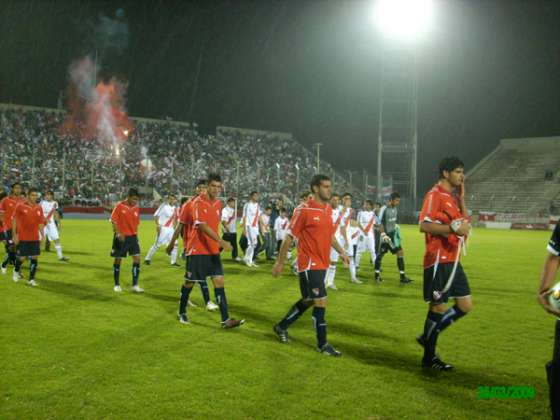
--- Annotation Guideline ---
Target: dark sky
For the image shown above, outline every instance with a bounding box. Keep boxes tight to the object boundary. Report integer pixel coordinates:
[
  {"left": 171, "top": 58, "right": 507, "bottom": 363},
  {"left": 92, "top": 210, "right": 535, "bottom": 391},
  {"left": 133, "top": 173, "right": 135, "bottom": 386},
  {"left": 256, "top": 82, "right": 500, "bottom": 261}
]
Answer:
[{"left": 1, "top": 0, "right": 560, "bottom": 194}]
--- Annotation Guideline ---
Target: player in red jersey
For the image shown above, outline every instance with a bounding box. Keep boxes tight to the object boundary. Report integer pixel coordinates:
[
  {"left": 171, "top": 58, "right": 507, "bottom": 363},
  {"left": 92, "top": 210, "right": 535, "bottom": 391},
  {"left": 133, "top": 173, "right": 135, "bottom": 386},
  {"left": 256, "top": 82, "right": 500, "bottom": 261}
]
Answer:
[
  {"left": 0, "top": 182, "right": 24, "bottom": 275},
  {"left": 272, "top": 174, "right": 349, "bottom": 356},
  {"left": 110, "top": 188, "right": 143, "bottom": 293},
  {"left": 174, "top": 174, "right": 244, "bottom": 328},
  {"left": 167, "top": 179, "right": 219, "bottom": 311},
  {"left": 12, "top": 188, "right": 46, "bottom": 286},
  {"left": 416, "top": 157, "right": 472, "bottom": 371}
]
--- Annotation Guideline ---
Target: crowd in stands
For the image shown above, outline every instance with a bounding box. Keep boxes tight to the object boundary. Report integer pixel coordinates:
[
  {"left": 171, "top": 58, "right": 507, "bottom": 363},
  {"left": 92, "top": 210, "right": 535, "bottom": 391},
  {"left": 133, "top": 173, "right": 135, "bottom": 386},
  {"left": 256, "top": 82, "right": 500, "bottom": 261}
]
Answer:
[{"left": 0, "top": 106, "right": 361, "bottom": 207}]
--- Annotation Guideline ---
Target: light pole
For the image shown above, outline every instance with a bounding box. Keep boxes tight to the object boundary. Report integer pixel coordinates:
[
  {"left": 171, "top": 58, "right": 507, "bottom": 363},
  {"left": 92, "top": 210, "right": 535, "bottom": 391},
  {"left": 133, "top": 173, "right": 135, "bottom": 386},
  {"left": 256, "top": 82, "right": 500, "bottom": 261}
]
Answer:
[
  {"left": 313, "top": 142, "right": 322, "bottom": 174},
  {"left": 295, "top": 162, "right": 300, "bottom": 202}
]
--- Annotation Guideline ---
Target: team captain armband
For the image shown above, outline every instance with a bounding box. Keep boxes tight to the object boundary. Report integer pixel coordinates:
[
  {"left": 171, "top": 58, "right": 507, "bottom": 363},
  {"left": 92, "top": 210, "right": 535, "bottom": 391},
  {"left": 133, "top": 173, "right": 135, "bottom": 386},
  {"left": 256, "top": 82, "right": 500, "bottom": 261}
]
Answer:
[{"left": 548, "top": 224, "right": 560, "bottom": 256}]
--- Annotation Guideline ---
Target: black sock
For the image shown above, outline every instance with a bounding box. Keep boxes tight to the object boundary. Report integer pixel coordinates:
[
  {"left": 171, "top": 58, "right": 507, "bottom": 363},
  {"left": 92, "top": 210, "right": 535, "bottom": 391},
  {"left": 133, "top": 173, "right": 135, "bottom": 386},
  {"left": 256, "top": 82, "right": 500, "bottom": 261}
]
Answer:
[
  {"left": 179, "top": 284, "right": 194, "bottom": 315},
  {"left": 375, "top": 254, "right": 383, "bottom": 272},
  {"left": 397, "top": 256, "right": 405, "bottom": 279},
  {"left": 214, "top": 287, "right": 229, "bottom": 322},
  {"left": 278, "top": 299, "right": 311, "bottom": 330},
  {"left": 113, "top": 264, "right": 120, "bottom": 286},
  {"left": 2, "top": 253, "right": 10, "bottom": 268},
  {"left": 423, "top": 311, "right": 443, "bottom": 361},
  {"left": 200, "top": 280, "right": 211, "bottom": 305},
  {"left": 438, "top": 305, "right": 467, "bottom": 333},
  {"left": 312, "top": 307, "right": 327, "bottom": 348},
  {"left": 132, "top": 263, "right": 140, "bottom": 286},
  {"left": 14, "top": 258, "right": 22, "bottom": 273},
  {"left": 29, "top": 259, "right": 38, "bottom": 280}
]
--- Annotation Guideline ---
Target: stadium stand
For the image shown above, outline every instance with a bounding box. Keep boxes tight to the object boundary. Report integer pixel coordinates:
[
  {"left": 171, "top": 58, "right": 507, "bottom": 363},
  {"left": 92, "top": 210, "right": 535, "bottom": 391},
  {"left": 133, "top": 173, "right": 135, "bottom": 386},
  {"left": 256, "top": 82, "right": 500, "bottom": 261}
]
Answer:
[
  {"left": 0, "top": 103, "right": 364, "bottom": 206},
  {"left": 467, "top": 137, "right": 560, "bottom": 214}
]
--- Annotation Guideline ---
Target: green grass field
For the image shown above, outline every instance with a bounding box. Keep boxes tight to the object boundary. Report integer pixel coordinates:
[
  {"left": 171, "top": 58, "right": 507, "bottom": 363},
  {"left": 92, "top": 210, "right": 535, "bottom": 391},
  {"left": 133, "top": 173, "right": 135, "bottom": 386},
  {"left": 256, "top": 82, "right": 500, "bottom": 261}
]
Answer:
[{"left": 0, "top": 221, "right": 556, "bottom": 419}]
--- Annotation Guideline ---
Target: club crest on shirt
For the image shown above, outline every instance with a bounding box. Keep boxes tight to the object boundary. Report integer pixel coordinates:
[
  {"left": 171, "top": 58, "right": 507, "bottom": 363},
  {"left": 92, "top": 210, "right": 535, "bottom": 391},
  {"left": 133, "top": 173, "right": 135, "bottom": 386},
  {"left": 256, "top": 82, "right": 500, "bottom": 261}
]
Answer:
[
  {"left": 433, "top": 291, "right": 442, "bottom": 301},
  {"left": 312, "top": 288, "right": 320, "bottom": 296}
]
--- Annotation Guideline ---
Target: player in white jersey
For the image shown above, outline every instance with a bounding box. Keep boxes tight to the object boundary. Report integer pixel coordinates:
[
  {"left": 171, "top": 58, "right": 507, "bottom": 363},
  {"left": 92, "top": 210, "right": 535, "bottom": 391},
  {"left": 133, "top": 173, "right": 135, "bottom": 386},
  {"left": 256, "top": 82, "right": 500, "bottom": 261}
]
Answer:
[
  {"left": 144, "top": 194, "right": 180, "bottom": 266},
  {"left": 40, "top": 191, "right": 69, "bottom": 262},
  {"left": 221, "top": 197, "right": 241, "bottom": 261},
  {"left": 242, "top": 191, "right": 260, "bottom": 267},
  {"left": 355, "top": 199, "right": 378, "bottom": 277},
  {"left": 260, "top": 206, "right": 274, "bottom": 260},
  {"left": 326, "top": 193, "right": 360, "bottom": 289}
]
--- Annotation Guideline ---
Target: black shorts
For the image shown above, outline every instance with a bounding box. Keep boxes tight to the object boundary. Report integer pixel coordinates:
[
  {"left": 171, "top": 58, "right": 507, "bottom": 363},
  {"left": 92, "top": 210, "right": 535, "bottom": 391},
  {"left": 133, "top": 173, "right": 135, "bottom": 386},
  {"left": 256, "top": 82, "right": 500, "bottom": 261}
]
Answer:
[
  {"left": 380, "top": 231, "right": 401, "bottom": 254},
  {"left": 17, "top": 240, "right": 41, "bottom": 257},
  {"left": 423, "top": 263, "right": 471, "bottom": 304},
  {"left": 110, "top": 235, "right": 140, "bottom": 258},
  {"left": 299, "top": 270, "right": 327, "bottom": 301},
  {"left": 186, "top": 254, "right": 223, "bottom": 282}
]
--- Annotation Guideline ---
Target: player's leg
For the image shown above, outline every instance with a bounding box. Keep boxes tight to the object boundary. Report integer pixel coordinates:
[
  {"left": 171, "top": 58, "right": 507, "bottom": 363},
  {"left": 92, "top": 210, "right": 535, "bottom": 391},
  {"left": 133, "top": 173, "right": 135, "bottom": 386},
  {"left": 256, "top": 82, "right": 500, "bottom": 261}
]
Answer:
[
  {"left": 178, "top": 279, "right": 196, "bottom": 324},
  {"left": 113, "top": 257, "right": 122, "bottom": 291},
  {"left": 211, "top": 271, "right": 244, "bottom": 328},
  {"left": 243, "top": 229, "right": 255, "bottom": 266},
  {"left": 309, "top": 270, "right": 340, "bottom": 356},
  {"left": 3, "top": 232, "right": 17, "bottom": 270},
  {"left": 144, "top": 232, "right": 161, "bottom": 264},
  {"left": 396, "top": 248, "right": 412, "bottom": 284},
  {"left": 131, "top": 254, "right": 143, "bottom": 292},
  {"left": 547, "top": 319, "right": 560, "bottom": 419},
  {"left": 231, "top": 233, "right": 239, "bottom": 260},
  {"left": 355, "top": 237, "right": 364, "bottom": 274},
  {"left": 437, "top": 264, "right": 472, "bottom": 333},
  {"left": 47, "top": 225, "right": 67, "bottom": 262},
  {"left": 274, "top": 271, "right": 314, "bottom": 343},
  {"left": 13, "top": 242, "right": 25, "bottom": 282},
  {"left": 374, "top": 244, "right": 387, "bottom": 282},
  {"left": 326, "top": 248, "right": 339, "bottom": 289},
  {"left": 198, "top": 279, "right": 218, "bottom": 310},
  {"left": 169, "top": 241, "right": 179, "bottom": 266},
  {"left": 347, "top": 241, "right": 360, "bottom": 284},
  {"left": 28, "top": 255, "right": 39, "bottom": 286}
]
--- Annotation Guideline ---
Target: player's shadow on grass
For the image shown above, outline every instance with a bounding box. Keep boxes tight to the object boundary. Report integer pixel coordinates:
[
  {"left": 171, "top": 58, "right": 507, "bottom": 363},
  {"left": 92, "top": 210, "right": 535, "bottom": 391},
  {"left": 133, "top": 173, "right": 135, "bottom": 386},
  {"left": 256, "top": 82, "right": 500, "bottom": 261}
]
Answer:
[
  {"left": 334, "top": 321, "right": 402, "bottom": 343},
  {"left": 342, "top": 287, "right": 419, "bottom": 301},
  {"left": 62, "top": 250, "right": 94, "bottom": 256},
  {"left": 35, "top": 279, "right": 136, "bottom": 304},
  {"left": 143, "top": 291, "right": 177, "bottom": 303}
]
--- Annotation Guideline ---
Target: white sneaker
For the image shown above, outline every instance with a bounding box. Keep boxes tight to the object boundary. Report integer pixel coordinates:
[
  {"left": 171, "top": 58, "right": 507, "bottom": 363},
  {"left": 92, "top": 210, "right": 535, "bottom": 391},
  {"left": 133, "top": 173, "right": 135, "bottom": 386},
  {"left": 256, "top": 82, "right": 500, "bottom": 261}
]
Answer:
[
  {"left": 12, "top": 271, "right": 19, "bottom": 282},
  {"left": 206, "top": 301, "right": 219, "bottom": 311},
  {"left": 244, "top": 259, "right": 253, "bottom": 267},
  {"left": 27, "top": 279, "right": 38, "bottom": 287},
  {"left": 188, "top": 299, "right": 198, "bottom": 308},
  {"left": 351, "top": 278, "right": 363, "bottom": 284},
  {"left": 250, "top": 262, "right": 259, "bottom": 268},
  {"left": 113, "top": 285, "right": 122, "bottom": 292},
  {"left": 1, "top": 266, "right": 6, "bottom": 275},
  {"left": 235, "top": 257, "right": 243, "bottom": 262},
  {"left": 131, "top": 285, "right": 144, "bottom": 293},
  {"left": 327, "top": 284, "right": 338, "bottom": 290}
]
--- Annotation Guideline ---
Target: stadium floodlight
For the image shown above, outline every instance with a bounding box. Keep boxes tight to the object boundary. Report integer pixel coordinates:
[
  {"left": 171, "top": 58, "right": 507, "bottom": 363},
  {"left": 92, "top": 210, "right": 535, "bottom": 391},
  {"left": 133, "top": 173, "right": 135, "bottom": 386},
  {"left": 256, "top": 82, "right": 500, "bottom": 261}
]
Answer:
[{"left": 372, "top": 0, "right": 434, "bottom": 43}]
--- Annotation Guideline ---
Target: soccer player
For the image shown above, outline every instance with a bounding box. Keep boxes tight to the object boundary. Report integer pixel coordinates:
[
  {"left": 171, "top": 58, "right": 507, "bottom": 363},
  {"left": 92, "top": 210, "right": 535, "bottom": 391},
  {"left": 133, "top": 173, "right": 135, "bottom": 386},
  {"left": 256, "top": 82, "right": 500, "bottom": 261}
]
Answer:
[
  {"left": 273, "top": 208, "right": 289, "bottom": 254},
  {"left": 0, "top": 182, "right": 24, "bottom": 275},
  {"left": 242, "top": 191, "right": 260, "bottom": 267},
  {"left": 260, "top": 206, "right": 274, "bottom": 260},
  {"left": 375, "top": 192, "right": 412, "bottom": 284},
  {"left": 416, "top": 157, "right": 472, "bottom": 370},
  {"left": 355, "top": 199, "right": 378, "bottom": 278},
  {"left": 12, "top": 188, "right": 46, "bottom": 286},
  {"left": 110, "top": 188, "right": 143, "bottom": 293},
  {"left": 272, "top": 175, "right": 348, "bottom": 356},
  {"left": 176, "top": 174, "right": 244, "bottom": 329},
  {"left": 537, "top": 220, "right": 560, "bottom": 419},
  {"left": 40, "top": 190, "right": 69, "bottom": 262},
  {"left": 144, "top": 194, "right": 180, "bottom": 266},
  {"left": 167, "top": 180, "right": 219, "bottom": 311},
  {"left": 221, "top": 197, "right": 240, "bottom": 261}
]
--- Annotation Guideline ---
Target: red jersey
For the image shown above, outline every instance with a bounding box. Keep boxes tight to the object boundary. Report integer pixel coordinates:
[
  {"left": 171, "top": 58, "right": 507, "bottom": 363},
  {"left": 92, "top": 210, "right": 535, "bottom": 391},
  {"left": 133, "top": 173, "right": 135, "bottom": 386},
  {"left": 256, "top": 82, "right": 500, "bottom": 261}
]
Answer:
[
  {"left": 111, "top": 200, "right": 140, "bottom": 236},
  {"left": 419, "top": 184, "right": 465, "bottom": 268},
  {"left": 0, "top": 195, "right": 24, "bottom": 232},
  {"left": 14, "top": 201, "right": 46, "bottom": 241},
  {"left": 189, "top": 194, "right": 222, "bottom": 255},
  {"left": 179, "top": 197, "right": 196, "bottom": 251},
  {"left": 288, "top": 198, "right": 335, "bottom": 272}
]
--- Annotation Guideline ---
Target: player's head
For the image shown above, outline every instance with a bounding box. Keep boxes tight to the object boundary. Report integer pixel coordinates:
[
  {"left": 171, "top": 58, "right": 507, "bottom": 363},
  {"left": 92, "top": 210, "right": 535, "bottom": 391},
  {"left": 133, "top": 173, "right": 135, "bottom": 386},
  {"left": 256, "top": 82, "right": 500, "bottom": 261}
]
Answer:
[
  {"left": 330, "top": 193, "right": 340, "bottom": 208},
  {"left": 195, "top": 179, "right": 207, "bottom": 195},
  {"left": 167, "top": 194, "right": 176, "bottom": 205},
  {"left": 27, "top": 187, "right": 39, "bottom": 203},
  {"left": 11, "top": 182, "right": 22, "bottom": 196},
  {"left": 45, "top": 190, "right": 54, "bottom": 201},
  {"left": 310, "top": 174, "right": 332, "bottom": 203},
  {"left": 206, "top": 173, "right": 222, "bottom": 199},
  {"left": 0, "top": 191, "right": 6, "bottom": 201},
  {"left": 365, "top": 199, "right": 374, "bottom": 211},
  {"left": 127, "top": 188, "right": 140, "bottom": 206},
  {"left": 342, "top": 192, "right": 352, "bottom": 207},
  {"left": 439, "top": 156, "right": 465, "bottom": 188},
  {"left": 227, "top": 197, "right": 235, "bottom": 207},
  {"left": 265, "top": 206, "right": 272, "bottom": 215},
  {"left": 299, "top": 191, "right": 312, "bottom": 204},
  {"left": 280, "top": 207, "right": 287, "bottom": 217},
  {"left": 374, "top": 201, "right": 382, "bottom": 212},
  {"left": 389, "top": 192, "right": 400, "bottom": 207},
  {"left": 180, "top": 196, "right": 188, "bottom": 205},
  {"left": 249, "top": 191, "right": 259, "bottom": 202}
]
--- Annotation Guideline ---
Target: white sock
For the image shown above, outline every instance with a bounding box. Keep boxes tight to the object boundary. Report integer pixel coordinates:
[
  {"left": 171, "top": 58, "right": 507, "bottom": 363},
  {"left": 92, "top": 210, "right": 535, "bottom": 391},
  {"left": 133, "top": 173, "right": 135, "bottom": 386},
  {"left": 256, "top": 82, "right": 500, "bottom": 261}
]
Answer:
[
  {"left": 245, "top": 245, "right": 254, "bottom": 263},
  {"left": 349, "top": 257, "right": 356, "bottom": 279},
  {"left": 55, "top": 244, "right": 63, "bottom": 259},
  {"left": 145, "top": 244, "right": 158, "bottom": 261},
  {"left": 328, "top": 264, "right": 337, "bottom": 286},
  {"left": 170, "top": 246, "right": 178, "bottom": 264}
]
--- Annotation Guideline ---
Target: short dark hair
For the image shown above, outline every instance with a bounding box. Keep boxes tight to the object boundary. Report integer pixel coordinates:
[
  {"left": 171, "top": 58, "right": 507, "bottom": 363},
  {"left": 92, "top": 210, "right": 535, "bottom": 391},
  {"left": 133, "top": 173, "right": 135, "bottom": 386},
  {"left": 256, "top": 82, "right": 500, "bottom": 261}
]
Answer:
[
  {"left": 128, "top": 188, "right": 140, "bottom": 198},
  {"left": 168, "top": 193, "right": 176, "bottom": 199},
  {"left": 390, "top": 192, "right": 400, "bottom": 200},
  {"left": 195, "top": 179, "right": 207, "bottom": 188},
  {"left": 11, "top": 182, "right": 21, "bottom": 190},
  {"left": 46, "top": 190, "right": 54, "bottom": 196},
  {"left": 265, "top": 206, "right": 272, "bottom": 211},
  {"left": 227, "top": 197, "right": 235, "bottom": 203},
  {"left": 438, "top": 156, "right": 464, "bottom": 178},
  {"left": 310, "top": 174, "right": 330, "bottom": 191},
  {"left": 280, "top": 207, "right": 287, "bottom": 213},
  {"left": 342, "top": 192, "right": 352, "bottom": 198},
  {"left": 27, "top": 187, "right": 39, "bottom": 195},
  {"left": 180, "top": 196, "right": 188, "bottom": 205},
  {"left": 375, "top": 201, "right": 382, "bottom": 207},
  {"left": 331, "top": 193, "right": 340, "bottom": 199},
  {"left": 365, "top": 199, "right": 374, "bottom": 206},
  {"left": 207, "top": 173, "right": 222, "bottom": 184},
  {"left": 250, "top": 191, "right": 258, "bottom": 197},
  {"left": 300, "top": 191, "right": 311, "bottom": 200}
]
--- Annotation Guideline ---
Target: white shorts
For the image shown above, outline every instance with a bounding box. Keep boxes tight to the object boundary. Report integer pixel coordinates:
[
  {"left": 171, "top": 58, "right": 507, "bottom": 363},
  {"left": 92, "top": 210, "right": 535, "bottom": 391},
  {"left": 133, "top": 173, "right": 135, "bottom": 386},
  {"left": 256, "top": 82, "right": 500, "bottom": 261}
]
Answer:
[
  {"left": 245, "top": 226, "right": 259, "bottom": 247},
  {"left": 155, "top": 226, "right": 175, "bottom": 247},
  {"left": 44, "top": 223, "right": 59, "bottom": 241},
  {"left": 358, "top": 233, "right": 376, "bottom": 257}
]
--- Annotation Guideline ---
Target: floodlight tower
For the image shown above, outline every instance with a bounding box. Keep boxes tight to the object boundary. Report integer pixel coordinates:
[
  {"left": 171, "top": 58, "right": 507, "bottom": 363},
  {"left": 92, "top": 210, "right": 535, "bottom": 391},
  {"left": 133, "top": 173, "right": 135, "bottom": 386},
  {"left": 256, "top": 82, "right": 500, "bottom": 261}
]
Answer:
[{"left": 372, "top": 0, "right": 433, "bottom": 211}]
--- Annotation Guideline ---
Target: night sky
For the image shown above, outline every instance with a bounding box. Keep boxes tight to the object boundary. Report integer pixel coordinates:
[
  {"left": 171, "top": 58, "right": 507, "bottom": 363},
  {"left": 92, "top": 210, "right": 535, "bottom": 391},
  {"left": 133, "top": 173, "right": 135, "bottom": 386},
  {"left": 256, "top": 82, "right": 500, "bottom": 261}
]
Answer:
[{"left": 1, "top": 0, "right": 560, "bottom": 194}]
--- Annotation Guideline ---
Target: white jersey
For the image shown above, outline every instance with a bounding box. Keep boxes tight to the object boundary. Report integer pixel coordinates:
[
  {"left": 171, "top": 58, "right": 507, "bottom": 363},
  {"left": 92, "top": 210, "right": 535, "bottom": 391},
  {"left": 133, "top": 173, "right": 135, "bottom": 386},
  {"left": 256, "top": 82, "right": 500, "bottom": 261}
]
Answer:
[
  {"left": 243, "top": 201, "right": 260, "bottom": 228},
  {"left": 154, "top": 203, "right": 178, "bottom": 228},
  {"left": 40, "top": 200, "right": 58, "bottom": 226},
  {"left": 274, "top": 216, "right": 290, "bottom": 241},
  {"left": 358, "top": 210, "right": 377, "bottom": 235},
  {"left": 221, "top": 206, "right": 237, "bottom": 234},
  {"left": 347, "top": 225, "right": 362, "bottom": 247},
  {"left": 260, "top": 213, "right": 270, "bottom": 233},
  {"left": 331, "top": 205, "right": 344, "bottom": 235},
  {"left": 339, "top": 207, "right": 353, "bottom": 237}
]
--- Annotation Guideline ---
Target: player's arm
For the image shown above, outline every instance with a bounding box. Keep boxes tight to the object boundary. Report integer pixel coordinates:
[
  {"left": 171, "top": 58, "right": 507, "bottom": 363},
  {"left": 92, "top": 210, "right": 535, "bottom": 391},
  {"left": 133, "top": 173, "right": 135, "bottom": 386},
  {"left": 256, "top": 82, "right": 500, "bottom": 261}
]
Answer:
[
  {"left": 457, "top": 182, "right": 468, "bottom": 216},
  {"left": 197, "top": 223, "right": 232, "bottom": 251},
  {"left": 537, "top": 252, "right": 560, "bottom": 316},
  {"left": 166, "top": 222, "right": 184, "bottom": 254},
  {"left": 272, "top": 234, "right": 294, "bottom": 277},
  {"left": 54, "top": 210, "right": 61, "bottom": 230},
  {"left": 420, "top": 221, "right": 470, "bottom": 237},
  {"left": 12, "top": 215, "right": 18, "bottom": 245},
  {"left": 332, "top": 236, "right": 349, "bottom": 267}
]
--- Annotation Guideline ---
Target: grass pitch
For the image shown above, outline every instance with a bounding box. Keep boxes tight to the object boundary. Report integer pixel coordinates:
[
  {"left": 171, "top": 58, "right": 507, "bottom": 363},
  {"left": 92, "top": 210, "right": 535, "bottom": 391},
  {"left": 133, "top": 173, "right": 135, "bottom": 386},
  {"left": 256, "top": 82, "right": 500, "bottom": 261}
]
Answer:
[{"left": 0, "top": 221, "right": 556, "bottom": 419}]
